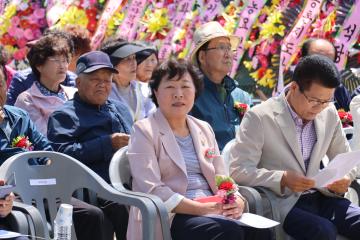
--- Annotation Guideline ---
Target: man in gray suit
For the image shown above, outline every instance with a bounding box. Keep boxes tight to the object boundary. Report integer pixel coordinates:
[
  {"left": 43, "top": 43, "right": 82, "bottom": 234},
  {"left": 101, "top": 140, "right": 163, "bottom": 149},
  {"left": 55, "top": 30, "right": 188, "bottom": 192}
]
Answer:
[{"left": 230, "top": 54, "right": 360, "bottom": 239}]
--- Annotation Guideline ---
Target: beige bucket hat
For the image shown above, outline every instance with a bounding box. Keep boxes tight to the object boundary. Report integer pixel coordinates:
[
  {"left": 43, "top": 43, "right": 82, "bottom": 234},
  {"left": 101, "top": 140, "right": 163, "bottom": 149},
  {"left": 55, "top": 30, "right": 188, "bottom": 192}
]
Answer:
[{"left": 190, "top": 21, "right": 240, "bottom": 67}]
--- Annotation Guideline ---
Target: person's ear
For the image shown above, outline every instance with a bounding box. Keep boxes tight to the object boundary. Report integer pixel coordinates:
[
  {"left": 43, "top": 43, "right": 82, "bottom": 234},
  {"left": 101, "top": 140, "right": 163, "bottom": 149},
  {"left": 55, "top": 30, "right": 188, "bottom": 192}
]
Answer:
[
  {"left": 75, "top": 77, "right": 81, "bottom": 88},
  {"left": 198, "top": 50, "right": 206, "bottom": 67}
]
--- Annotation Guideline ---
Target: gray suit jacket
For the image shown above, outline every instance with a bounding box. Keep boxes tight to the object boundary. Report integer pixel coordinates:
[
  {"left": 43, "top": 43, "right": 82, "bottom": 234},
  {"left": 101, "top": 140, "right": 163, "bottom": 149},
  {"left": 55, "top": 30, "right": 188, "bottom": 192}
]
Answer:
[{"left": 229, "top": 94, "right": 357, "bottom": 224}]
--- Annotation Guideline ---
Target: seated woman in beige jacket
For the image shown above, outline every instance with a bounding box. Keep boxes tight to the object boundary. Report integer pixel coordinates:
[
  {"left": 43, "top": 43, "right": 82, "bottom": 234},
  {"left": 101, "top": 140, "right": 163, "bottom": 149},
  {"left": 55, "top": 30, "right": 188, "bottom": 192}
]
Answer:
[{"left": 127, "top": 59, "right": 271, "bottom": 240}]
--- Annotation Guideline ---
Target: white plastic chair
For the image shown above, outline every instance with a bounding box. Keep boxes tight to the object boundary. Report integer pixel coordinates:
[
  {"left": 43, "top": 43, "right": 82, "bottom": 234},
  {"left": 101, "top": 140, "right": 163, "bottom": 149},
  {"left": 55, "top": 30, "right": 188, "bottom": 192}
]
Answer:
[
  {"left": 350, "top": 96, "right": 360, "bottom": 151},
  {"left": 0, "top": 151, "right": 159, "bottom": 240},
  {"left": 109, "top": 146, "right": 172, "bottom": 240}
]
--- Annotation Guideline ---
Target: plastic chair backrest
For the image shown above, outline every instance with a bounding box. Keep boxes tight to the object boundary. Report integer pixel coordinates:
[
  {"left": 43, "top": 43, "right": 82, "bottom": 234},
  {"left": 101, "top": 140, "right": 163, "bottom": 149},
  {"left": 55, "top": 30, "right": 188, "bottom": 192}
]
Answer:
[
  {"left": 109, "top": 147, "right": 173, "bottom": 239},
  {"left": 221, "top": 139, "right": 237, "bottom": 175},
  {"left": 109, "top": 146, "right": 130, "bottom": 190},
  {"left": 350, "top": 98, "right": 360, "bottom": 151},
  {"left": 0, "top": 151, "right": 159, "bottom": 240}
]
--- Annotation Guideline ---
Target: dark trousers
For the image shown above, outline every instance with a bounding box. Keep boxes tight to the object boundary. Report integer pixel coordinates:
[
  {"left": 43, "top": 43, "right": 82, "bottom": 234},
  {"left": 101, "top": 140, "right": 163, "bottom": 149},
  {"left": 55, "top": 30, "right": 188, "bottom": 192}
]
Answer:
[
  {"left": 72, "top": 197, "right": 128, "bottom": 240},
  {"left": 171, "top": 214, "right": 272, "bottom": 240},
  {"left": 283, "top": 191, "right": 360, "bottom": 240}
]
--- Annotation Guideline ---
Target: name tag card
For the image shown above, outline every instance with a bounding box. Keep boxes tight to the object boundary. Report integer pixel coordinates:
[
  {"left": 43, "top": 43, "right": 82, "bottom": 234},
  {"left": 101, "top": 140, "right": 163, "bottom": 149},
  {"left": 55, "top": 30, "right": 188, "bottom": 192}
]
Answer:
[{"left": 29, "top": 178, "right": 56, "bottom": 186}]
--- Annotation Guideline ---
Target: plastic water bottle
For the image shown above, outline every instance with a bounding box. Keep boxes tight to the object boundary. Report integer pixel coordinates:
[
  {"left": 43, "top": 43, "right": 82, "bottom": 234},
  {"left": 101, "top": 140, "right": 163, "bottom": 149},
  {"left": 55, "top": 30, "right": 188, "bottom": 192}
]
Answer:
[{"left": 53, "top": 203, "right": 73, "bottom": 240}]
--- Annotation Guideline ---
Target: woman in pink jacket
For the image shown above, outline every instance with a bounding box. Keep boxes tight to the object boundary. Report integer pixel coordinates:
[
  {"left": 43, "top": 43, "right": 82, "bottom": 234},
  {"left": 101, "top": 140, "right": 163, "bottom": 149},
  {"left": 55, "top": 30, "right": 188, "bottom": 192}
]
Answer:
[
  {"left": 127, "top": 59, "right": 271, "bottom": 240},
  {"left": 14, "top": 33, "right": 77, "bottom": 135}
]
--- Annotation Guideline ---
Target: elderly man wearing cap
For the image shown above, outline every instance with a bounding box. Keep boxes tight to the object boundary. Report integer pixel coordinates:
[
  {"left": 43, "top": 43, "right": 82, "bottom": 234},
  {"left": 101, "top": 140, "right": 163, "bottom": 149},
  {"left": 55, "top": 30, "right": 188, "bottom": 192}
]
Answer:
[
  {"left": 47, "top": 51, "right": 132, "bottom": 240},
  {"left": 189, "top": 21, "right": 252, "bottom": 151},
  {"left": 100, "top": 38, "right": 156, "bottom": 122}
]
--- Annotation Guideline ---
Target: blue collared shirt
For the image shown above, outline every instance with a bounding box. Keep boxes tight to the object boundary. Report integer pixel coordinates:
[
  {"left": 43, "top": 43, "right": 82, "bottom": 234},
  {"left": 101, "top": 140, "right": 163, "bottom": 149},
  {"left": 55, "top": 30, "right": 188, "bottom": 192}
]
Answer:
[
  {"left": 0, "top": 105, "right": 52, "bottom": 164},
  {"left": 47, "top": 93, "right": 133, "bottom": 182},
  {"left": 190, "top": 75, "right": 252, "bottom": 150}
]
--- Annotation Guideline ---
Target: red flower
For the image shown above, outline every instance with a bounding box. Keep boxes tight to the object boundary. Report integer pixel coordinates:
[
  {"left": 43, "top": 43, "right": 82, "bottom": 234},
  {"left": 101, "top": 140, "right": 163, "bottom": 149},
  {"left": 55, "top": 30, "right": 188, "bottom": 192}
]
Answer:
[
  {"left": 338, "top": 110, "right": 353, "bottom": 128},
  {"left": 218, "top": 181, "right": 234, "bottom": 191},
  {"left": 87, "top": 19, "right": 98, "bottom": 32},
  {"left": 234, "top": 102, "right": 248, "bottom": 118},
  {"left": 11, "top": 136, "right": 33, "bottom": 151},
  {"left": 86, "top": 8, "right": 97, "bottom": 19},
  {"left": 20, "top": 19, "right": 30, "bottom": 29}
]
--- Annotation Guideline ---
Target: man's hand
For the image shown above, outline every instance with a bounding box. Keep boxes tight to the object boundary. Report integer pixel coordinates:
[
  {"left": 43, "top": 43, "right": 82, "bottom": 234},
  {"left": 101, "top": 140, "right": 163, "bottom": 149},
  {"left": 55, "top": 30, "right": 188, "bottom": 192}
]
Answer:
[
  {"left": 327, "top": 176, "right": 351, "bottom": 194},
  {"left": 222, "top": 197, "right": 245, "bottom": 219},
  {"left": 111, "top": 133, "right": 130, "bottom": 150},
  {"left": 0, "top": 192, "right": 14, "bottom": 218},
  {"left": 281, "top": 171, "right": 315, "bottom": 192}
]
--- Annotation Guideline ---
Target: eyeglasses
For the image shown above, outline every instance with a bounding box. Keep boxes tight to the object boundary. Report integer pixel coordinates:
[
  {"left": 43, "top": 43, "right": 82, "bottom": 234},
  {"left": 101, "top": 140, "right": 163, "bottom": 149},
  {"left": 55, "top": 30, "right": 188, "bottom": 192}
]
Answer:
[
  {"left": 301, "top": 91, "right": 335, "bottom": 107},
  {"left": 48, "top": 57, "right": 70, "bottom": 65},
  {"left": 205, "top": 44, "right": 235, "bottom": 54}
]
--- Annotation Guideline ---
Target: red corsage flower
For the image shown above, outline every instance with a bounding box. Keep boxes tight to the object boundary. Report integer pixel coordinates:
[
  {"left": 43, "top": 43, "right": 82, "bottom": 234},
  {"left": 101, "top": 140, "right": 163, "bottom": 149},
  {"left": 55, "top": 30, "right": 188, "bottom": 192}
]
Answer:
[
  {"left": 11, "top": 136, "right": 33, "bottom": 151},
  {"left": 216, "top": 175, "right": 238, "bottom": 204},
  {"left": 204, "top": 148, "right": 217, "bottom": 159},
  {"left": 234, "top": 101, "right": 249, "bottom": 118},
  {"left": 338, "top": 109, "right": 353, "bottom": 128}
]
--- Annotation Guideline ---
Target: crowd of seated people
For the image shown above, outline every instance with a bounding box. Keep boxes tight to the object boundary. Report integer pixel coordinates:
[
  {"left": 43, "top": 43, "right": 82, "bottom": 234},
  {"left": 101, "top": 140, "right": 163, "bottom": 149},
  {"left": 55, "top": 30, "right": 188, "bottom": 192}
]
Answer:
[{"left": 1, "top": 20, "right": 360, "bottom": 240}]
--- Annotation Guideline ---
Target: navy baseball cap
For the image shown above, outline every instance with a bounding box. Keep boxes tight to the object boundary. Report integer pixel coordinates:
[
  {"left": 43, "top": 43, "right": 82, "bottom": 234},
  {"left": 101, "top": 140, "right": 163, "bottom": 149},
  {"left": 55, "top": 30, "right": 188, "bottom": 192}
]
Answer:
[{"left": 76, "top": 51, "right": 119, "bottom": 75}]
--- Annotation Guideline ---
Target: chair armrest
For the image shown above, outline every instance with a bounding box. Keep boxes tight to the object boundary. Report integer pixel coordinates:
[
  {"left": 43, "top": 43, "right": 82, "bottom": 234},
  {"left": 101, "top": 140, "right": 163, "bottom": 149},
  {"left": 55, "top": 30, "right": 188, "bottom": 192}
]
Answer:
[
  {"left": 12, "top": 202, "right": 46, "bottom": 240},
  {"left": 111, "top": 185, "right": 171, "bottom": 240},
  {"left": 255, "top": 187, "right": 282, "bottom": 240},
  {"left": 6, "top": 210, "right": 28, "bottom": 235},
  {"left": 97, "top": 186, "right": 163, "bottom": 240},
  {"left": 238, "top": 186, "right": 263, "bottom": 215}
]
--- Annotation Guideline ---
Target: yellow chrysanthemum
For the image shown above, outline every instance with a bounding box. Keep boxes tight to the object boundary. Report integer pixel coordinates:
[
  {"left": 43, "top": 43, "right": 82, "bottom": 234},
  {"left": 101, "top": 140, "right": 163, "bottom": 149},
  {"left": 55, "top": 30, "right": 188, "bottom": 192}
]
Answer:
[
  {"left": 56, "top": 6, "right": 88, "bottom": 28},
  {"left": 323, "top": 11, "right": 336, "bottom": 33},
  {"left": 140, "top": 8, "right": 170, "bottom": 39},
  {"left": 4, "top": 45, "right": 16, "bottom": 55},
  {"left": 178, "top": 47, "right": 189, "bottom": 59},
  {"left": 243, "top": 61, "right": 253, "bottom": 71},
  {"left": 4, "top": 4, "right": 17, "bottom": 19},
  {"left": 260, "top": 23, "right": 285, "bottom": 39},
  {"left": 106, "top": 12, "right": 125, "bottom": 36},
  {"left": 267, "top": 11, "right": 282, "bottom": 25}
]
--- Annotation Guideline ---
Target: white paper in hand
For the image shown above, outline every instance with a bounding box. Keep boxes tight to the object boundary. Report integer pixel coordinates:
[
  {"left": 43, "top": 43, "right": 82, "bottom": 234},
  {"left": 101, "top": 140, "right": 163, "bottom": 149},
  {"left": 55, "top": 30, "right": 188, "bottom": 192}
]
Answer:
[
  {"left": 205, "top": 213, "right": 279, "bottom": 229},
  {"left": 312, "top": 150, "right": 360, "bottom": 187}
]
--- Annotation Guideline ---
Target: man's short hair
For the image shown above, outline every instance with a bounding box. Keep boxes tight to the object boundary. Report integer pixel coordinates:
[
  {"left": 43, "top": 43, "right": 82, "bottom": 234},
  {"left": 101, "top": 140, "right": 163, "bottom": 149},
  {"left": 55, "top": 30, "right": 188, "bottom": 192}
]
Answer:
[
  {"left": 293, "top": 54, "right": 340, "bottom": 91},
  {"left": 301, "top": 38, "right": 336, "bottom": 61},
  {"left": 196, "top": 41, "right": 210, "bottom": 68}
]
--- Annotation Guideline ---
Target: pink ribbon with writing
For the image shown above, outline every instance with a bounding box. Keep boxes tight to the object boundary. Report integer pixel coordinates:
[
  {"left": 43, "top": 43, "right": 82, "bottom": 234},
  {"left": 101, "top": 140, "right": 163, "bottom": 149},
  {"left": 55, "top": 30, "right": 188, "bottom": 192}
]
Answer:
[
  {"left": 158, "top": 0, "right": 195, "bottom": 60},
  {"left": 277, "top": 0, "right": 323, "bottom": 94},
  {"left": 202, "top": 0, "right": 222, "bottom": 22},
  {"left": 334, "top": 2, "right": 360, "bottom": 70},
  {"left": 90, "top": 0, "right": 123, "bottom": 50},
  {"left": 118, "top": 0, "right": 147, "bottom": 41},
  {"left": 230, "top": 0, "right": 267, "bottom": 77}
]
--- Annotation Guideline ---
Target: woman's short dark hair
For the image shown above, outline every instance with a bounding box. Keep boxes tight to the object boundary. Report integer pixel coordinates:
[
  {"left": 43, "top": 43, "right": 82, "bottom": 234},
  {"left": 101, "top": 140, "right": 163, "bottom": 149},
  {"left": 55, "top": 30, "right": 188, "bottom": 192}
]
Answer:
[
  {"left": 149, "top": 59, "right": 203, "bottom": 107},
  {"left": 293, "top": 54, "right": 340, "bottom": 91},
  {"left": 27, "top": 32, "right": 73, "bottom": 78}
]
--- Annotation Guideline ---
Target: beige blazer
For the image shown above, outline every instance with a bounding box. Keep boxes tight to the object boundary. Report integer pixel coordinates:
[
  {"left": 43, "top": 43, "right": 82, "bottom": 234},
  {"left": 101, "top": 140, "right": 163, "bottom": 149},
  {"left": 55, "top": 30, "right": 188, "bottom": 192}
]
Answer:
[
  {"left": 127, "top": 109, "right": 226, "bottom": 240},
  {"left": 229, "top": 94, "right": 357, "bottom": 231}
]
